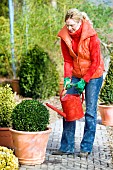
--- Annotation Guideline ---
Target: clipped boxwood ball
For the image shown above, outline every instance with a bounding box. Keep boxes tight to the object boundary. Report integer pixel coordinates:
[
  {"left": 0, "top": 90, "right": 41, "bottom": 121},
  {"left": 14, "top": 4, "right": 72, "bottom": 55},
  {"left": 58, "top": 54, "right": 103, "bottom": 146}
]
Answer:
[{"left": 11, "top": 99, "right": 50, "bottom": 131}]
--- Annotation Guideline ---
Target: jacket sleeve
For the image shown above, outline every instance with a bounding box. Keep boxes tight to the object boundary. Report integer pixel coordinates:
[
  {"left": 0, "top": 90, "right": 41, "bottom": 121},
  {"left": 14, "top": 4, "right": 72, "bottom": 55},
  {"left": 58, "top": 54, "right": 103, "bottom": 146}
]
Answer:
[
  {"left": 61, "top": 39, "right": 73, "bottom": 78},
  {"left": 83, "top": 35, "right": 101, "bottom": 83}
]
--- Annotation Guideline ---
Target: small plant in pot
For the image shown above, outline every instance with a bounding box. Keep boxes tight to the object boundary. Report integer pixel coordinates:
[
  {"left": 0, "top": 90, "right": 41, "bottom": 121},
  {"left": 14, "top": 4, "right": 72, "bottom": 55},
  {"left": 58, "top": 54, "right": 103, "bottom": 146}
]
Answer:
[
  {"left": 0, "top": 84, "right": 16, "bottom": 148},
  {"left": 9, "top": 99, "right": 52, "bottom": 165},
  {"left": 99, "top": 53, "right": 113, "bottom": 126}
]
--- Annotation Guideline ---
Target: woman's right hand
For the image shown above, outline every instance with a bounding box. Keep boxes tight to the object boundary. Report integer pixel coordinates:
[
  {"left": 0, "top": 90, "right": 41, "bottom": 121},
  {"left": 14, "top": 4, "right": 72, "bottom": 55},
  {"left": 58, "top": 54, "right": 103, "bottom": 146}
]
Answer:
[{"left": 64, "top": 77, "right": 71, "bottom": 89}]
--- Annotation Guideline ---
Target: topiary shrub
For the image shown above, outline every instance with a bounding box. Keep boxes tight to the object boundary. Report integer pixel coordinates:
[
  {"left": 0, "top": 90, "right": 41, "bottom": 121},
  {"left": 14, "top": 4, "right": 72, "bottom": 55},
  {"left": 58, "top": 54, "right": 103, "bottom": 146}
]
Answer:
[
  {"left": 99, "top": 53, "right": 113, "bottom": 105},
  {"left": 0, "top": 84, "right": 16, "bottom": 127},
  {"left": 11, "top": 99, "right": 50, "bottom": 131},
  {"left": 19, "top": 45, "right": 60, "bottom": 99}
]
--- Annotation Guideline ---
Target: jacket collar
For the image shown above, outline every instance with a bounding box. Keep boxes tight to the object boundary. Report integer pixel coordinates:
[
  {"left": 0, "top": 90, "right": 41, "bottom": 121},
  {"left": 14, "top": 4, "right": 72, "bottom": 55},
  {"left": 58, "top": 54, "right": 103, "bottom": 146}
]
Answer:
[{"left": 58, "top": 19, "right": 97, "bottom": 41}]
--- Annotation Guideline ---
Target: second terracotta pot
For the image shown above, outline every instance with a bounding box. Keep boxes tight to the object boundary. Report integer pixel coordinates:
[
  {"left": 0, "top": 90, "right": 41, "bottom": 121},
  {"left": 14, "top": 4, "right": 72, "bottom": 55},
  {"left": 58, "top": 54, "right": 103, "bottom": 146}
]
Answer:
[
  {"left": 98, "top": 104, "right": 113, "bottom": 126},
  {"left": 0, "top": 127, "right": 14, "bottom": 149}
]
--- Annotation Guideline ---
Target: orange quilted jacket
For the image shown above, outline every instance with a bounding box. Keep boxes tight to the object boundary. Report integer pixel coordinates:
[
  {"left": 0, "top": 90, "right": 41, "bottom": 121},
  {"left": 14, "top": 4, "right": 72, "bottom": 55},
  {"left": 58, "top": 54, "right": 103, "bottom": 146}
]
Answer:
[{"left": 58, "top": 19, "right": 104, "bottom": 80}]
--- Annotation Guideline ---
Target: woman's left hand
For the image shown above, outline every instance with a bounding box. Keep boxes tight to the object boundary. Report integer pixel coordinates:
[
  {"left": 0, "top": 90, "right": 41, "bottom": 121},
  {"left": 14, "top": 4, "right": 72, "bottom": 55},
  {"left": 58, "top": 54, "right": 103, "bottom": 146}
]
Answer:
[{"left": 74, "top": 78, "right": 86, "bottom": 93}]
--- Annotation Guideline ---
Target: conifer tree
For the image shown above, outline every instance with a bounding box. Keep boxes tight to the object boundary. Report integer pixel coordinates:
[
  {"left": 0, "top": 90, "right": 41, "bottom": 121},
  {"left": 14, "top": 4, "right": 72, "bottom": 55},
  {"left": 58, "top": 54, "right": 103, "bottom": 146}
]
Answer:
[{"left": 99, "top": 54, "right": 113, "bottom": 105}]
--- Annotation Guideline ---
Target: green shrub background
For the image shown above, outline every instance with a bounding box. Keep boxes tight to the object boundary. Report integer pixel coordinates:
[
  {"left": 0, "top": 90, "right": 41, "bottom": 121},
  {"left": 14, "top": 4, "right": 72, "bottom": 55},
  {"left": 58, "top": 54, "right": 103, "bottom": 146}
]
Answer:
[
  {"left": 19, "top": 45, "right": 59, "bottom": 99},
  {"left": 0, "top": 0, "right": 113, "bottom": 78},
  {"left": 0, "top": 0, "right": 113, "bottom": 99}
]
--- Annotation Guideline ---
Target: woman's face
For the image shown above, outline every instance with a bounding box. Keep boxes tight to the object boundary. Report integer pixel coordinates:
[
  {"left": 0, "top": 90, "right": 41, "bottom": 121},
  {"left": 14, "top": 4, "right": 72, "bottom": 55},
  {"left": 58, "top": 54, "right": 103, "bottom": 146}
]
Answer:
[{"left": 65, "top": 18, "right": 82, "bottom": 33}]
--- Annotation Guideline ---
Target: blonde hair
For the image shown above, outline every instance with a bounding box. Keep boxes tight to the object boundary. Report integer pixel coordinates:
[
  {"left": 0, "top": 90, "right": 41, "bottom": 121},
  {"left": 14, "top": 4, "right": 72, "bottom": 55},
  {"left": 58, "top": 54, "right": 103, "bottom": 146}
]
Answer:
[{"left": 65, "top": 8, "right": 92, "bottom": 25}]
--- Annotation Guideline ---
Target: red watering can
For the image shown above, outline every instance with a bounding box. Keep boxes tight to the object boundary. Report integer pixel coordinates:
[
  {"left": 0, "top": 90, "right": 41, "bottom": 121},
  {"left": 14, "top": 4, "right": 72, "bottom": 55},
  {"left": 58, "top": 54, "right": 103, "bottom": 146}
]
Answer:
[{"left": 46, "top": 88, "right": 84, "bottom": 121}]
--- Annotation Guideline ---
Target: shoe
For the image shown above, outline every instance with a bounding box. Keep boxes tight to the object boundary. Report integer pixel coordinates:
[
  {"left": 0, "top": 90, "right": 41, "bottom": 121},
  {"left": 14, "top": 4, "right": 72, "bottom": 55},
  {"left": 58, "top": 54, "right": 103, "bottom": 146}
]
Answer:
[
  {"left": 52, "top": 150, "right": 74, "bottom": 155},
  {"left": 77, "top": 151, "right": 90, "bottom": 158}
]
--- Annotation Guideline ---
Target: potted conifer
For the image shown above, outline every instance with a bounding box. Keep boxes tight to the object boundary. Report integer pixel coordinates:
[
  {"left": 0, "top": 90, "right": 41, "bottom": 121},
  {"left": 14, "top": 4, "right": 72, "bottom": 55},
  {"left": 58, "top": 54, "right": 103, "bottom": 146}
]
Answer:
[
  {"left": 99, "top": 53, "right": 113, "bottom": 126},
  {"left": 0, "top": 84, "right": 16, "bottom": 148},
  {"left": 9, "top": 99, "right": 52, "bottom": 165}
]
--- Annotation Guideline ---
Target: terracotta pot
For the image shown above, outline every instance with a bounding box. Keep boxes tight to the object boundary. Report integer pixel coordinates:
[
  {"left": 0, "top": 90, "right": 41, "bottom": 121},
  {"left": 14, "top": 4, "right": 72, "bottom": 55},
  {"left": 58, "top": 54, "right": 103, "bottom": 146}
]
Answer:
[
  {"left": 9, "top": 128, "right": 52, "bottom": 165},
  {"left": 98, "top": 104, "right": 113, "bottom": 126},
  {"left": 11, "top": 79, "right": 20, "bottom": 94},
  {"left": 0, "top": 127, "right": 14, "bottom": 149}
]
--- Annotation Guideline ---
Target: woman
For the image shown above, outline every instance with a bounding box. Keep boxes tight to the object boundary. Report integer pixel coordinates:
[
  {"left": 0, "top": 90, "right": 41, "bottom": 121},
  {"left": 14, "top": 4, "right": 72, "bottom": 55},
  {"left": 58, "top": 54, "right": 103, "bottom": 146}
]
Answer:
[{"left": 52, "top": 8, "right": 104, "bottom": 157}]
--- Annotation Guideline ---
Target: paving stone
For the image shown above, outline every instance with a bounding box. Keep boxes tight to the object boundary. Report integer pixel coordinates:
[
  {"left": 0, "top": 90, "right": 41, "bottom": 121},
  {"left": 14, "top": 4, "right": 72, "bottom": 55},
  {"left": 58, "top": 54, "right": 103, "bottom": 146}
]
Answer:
[{"left": 19, "top": 167, "right": 27, "bottom": 170}]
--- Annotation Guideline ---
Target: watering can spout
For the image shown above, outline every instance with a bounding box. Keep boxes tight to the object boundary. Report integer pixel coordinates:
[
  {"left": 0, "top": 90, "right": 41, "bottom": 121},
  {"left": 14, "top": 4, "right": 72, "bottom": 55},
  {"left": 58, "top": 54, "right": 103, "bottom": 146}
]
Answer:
[{"left": 46, "top": 103, "right": 66, "bottom": 118}]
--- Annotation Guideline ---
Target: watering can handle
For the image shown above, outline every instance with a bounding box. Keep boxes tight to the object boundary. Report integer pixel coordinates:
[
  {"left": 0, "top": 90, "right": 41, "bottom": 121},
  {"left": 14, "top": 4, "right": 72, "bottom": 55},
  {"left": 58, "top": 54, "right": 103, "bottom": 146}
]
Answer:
[
  {"left": 60, "top": 89, "right": 84, "bottom": 104},
  {"left": 81, "top": 92, "right": 84, "bottom": 104}
]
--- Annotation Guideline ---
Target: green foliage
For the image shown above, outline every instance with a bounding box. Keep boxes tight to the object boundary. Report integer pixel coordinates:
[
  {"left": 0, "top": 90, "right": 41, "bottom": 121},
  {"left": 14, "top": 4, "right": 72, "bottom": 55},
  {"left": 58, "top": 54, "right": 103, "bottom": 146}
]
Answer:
[
  {"left": 0, "top": 54, "right": 8, "bottom": 76},
  {"left": 12, "top": 99, "right": 50, "bottom": 131},
  {"left": 76, "top": 2, "right": 113, "bottom": 42},
  {"left": 0, "top": 146, "right": 19, "bottom": 169},
  {"left": 0, "top": 84, "right": 16, "bottom": 127},
  {"left": 0, "top": 17, "right": 10, "bottom": 53},
  {"left": 19, "top": 45, "right": 59, "bottom": 99},
  {"left": 0, "top": 0, "right": 113, "bottom": 80},
  {"left": 0, "top": 0, "right": 8, "bottom": 18},
  {"left": 0, "top": 53, "right": 12, "bottom": 77},
  {"left": 0, "top": 16, "right": 14, "bottom": 78},
  {"left": 99, "top": 54, "right": 113, "bottom": 105}
]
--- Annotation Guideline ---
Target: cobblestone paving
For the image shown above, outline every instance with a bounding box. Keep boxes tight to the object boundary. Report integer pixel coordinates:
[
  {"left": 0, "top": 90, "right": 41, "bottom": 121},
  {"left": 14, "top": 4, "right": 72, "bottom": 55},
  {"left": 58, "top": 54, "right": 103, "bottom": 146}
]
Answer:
[{"left": 19, "top": 118, "right": 113, "bottom": 170}]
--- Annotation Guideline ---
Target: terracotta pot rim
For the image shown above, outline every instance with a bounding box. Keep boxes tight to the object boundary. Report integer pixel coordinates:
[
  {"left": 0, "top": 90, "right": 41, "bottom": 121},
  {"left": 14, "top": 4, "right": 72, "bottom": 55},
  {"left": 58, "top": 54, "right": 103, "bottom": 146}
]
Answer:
[
  {"left": 11, "top": 78, "right": 20, "bottom": 81},
  {"left": 98, "top": 104, "right": 113, "bottom": 108},
  {"left": 9, "top": 127, "right": 52, "bottom": 134},
  {"left": 0, "top": 127, "right": 12, "bottom": 131}
]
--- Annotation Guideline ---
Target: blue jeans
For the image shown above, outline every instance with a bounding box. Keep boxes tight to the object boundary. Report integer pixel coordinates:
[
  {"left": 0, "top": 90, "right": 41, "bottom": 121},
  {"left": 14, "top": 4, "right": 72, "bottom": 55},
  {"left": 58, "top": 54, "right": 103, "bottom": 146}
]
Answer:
[{"left": 59, "top": 76, "right": 103, "bottom": 153}]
